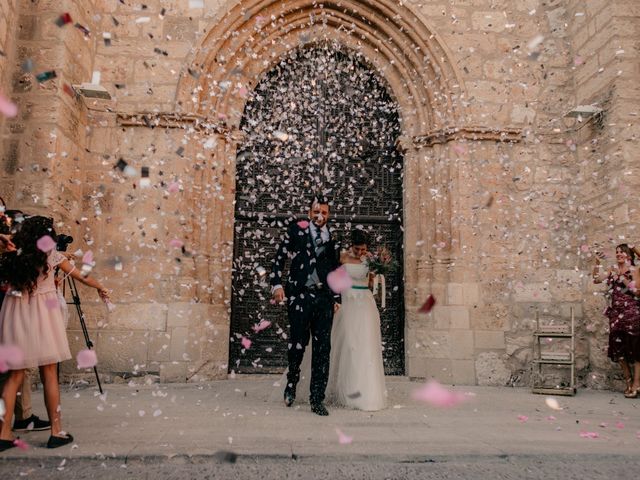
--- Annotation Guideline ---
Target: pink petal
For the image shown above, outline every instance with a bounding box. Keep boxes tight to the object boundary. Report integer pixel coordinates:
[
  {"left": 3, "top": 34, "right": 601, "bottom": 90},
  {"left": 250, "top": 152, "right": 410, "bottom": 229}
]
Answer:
[
  {"left": 517, "top": 415, "right": 529, "bottom": 423},
  {"left": 412, "top": 380, "right": 466, "bottom": 408},
  {"left": 616, "top": 421, "right": 624, "bottom": 429},
  {"left": 82, "top": 250, "right": 94, "bottom": 265},
  {"left": 335, "top": 428, "right": 353, "bottom": 445},
  {"left": 580, "top": 244, "right": 590, "bottom": 252},
  {"left": 0, "top": 345, "right": 24, "bottom": 372},
  {"left": 36, "top": 235, "right": 56, "bottom": 252},
  {"left": 0, "top": 93, "right": 18, "bottom": 118},
  {"left": 13, "top": 438, "right": 29, "bottom": 451},
  {"left": 327, "top": 266, "right": 353, "bottom": 294},
  {"left": 579, "top": 431, "right": 599, "bottom": 439},
  {"left": 241, "top": 336, "right": 252, "bottom": 349},
  {"left": 297, "top": 220, "right": 309, "bottom": 229},
  {"left": 167, "top": 181, "right": 180, "bottom": 193},
  {"left": 418, "top": 295, "right": 436, "bottom": 314},
  {"left": 169, "top": 238, "right": 184, "bottom": 248},
  {"left": 76, "top": 349, "right": 98, "bottom": 369},
  {"left": 252, "top": 320, "right": 271, "bottom": 333}
]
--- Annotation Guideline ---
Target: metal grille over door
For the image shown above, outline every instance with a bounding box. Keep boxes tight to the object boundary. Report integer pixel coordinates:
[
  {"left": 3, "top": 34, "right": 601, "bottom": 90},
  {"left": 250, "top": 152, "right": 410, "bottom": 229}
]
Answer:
[{"left": 230, "top": 45, "right": 405, "bottom": 375}]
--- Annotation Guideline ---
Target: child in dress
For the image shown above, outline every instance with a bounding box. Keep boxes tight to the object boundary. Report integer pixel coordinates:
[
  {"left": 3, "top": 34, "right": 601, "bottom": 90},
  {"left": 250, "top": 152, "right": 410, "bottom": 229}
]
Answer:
[{"left": 0, "top": 216, "right": 110, "bottom": 451}]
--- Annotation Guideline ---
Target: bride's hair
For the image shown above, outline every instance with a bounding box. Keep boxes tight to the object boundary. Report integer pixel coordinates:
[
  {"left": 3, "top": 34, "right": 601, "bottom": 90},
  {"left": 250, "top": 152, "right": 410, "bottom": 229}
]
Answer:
[{"left": 351, "top": 229, "right": 369, "bottom": 247}]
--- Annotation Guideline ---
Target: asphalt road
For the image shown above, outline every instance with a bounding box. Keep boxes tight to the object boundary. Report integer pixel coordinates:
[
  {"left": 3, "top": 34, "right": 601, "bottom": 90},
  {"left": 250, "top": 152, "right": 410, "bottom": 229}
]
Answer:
[{"left": 2, "top": 453, "right": 640, "bottom": 479}]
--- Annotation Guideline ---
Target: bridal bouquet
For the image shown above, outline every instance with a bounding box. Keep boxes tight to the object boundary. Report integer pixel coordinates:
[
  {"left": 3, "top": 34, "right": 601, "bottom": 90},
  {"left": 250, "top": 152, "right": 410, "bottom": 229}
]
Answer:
[{"left": 366, "top": 246, "right": 397, "bottom": 275}]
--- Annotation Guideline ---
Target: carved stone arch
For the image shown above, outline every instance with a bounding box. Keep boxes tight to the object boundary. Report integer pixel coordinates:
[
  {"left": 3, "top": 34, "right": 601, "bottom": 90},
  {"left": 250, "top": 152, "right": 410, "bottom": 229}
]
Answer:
[{"left": 175, "top": 0, "right": 467, "bottom": 135}]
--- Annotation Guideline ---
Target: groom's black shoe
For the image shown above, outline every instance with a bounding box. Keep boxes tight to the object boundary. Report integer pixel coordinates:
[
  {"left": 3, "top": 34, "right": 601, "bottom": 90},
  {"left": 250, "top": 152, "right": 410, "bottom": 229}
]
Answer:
[
  {"left": 310, "top": 403, "right": 329, "bottom": 416},
  {"left": 284, "top": 385, "right": 296, "bottom": 407}
]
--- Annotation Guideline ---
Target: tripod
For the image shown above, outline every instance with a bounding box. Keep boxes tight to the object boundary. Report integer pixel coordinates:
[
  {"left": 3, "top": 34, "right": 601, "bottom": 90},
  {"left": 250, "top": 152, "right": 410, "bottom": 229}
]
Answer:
[{"left": 62, "top": 276, "right": 103, "bottom": 394}]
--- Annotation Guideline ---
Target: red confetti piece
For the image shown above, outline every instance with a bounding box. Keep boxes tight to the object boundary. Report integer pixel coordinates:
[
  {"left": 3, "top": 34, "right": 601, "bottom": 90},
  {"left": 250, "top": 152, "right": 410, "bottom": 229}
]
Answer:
[
  {"left": 418, "top": 294, "right": 436, "bottom": 314},
  {"left": 55, "top": 13, "right": 73, "bottom": 27}
]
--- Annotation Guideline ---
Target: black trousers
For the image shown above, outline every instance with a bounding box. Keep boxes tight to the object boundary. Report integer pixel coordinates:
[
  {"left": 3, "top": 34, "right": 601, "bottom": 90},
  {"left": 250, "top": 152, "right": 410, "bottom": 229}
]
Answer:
[{"left": 286, "top": 288, "right": 334, "bottom": 405}]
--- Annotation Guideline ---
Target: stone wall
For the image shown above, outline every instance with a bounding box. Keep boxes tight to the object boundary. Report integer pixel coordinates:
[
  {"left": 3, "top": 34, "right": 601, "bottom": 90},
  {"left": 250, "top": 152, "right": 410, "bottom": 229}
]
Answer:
[
  {"left": 0, "top": 0, "right": 638, "bottom": 387},
  {"left": 566, "top": 0, "right": 640, "bottom": 390}
]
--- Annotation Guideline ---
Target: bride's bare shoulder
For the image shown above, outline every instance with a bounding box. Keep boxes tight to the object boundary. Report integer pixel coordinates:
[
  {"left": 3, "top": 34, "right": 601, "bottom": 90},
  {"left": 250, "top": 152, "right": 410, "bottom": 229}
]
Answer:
[{"left": 340, "top": 250, "right": 350, "bottom": 263}]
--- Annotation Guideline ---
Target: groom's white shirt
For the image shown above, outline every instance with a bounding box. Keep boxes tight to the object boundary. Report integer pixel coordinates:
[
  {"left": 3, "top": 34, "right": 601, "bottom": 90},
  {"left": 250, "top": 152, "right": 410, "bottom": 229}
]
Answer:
[{"left": 271, "top": 221, "right": 330, "bottom": 294}]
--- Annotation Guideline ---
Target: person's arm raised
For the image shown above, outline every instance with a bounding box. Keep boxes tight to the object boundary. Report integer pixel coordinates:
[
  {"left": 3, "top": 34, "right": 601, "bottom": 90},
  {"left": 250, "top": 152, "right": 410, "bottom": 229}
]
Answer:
[{"left": 57, "top": 259, "right": 110, "bottom": 303}]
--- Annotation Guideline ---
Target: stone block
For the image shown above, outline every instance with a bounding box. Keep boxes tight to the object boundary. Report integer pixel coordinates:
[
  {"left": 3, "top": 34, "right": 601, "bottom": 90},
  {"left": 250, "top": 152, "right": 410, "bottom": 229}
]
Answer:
[
  {"left": 450, "top": 307, "right": 470, "bottom": 329},
  {"left": 514, "top": 283, "right": 552, "bottom": 302},
  {"left": 424, "top": 359, "right": 454, "bottom": 384},
  {"left": 462, "top": 283, "right": 480, "bottom": 305},
  {"left": 451, "top": 360, "right": 476, "bottom": 385},
  {"left": 471, "top": 11, "right": 507, "bottom": 32},
  {"left": 105, "top": 302, "right": 168, "bottom": 331},
  {"left": 169, "top": 326, "right": 189, "bottom": 361},
  {"left": 450, "top": 330, "right": 474, "bottom": 359},
  {"left": 475, "top": 330, "right": 506, "bottom": 350},
  {"left": 159, "top": 361, "right": 188, "bottom": 382},
  {"left": 147, "top": 331, "right": 172, "bottom": 362},
  {"left": 96, "top": 331, "right": 149, "bottom": 373},
  {"left": 418, "top": 331, "right": 450, "bottom": 359},
  {"left": 167, "top": 302, "right": 214, "bottom": 328},
  {"left": 447, "top": 283, "right": 464, "bottom": 305},
  {"left": 475, "top": 352, "right": 511, "bottom": 386}
]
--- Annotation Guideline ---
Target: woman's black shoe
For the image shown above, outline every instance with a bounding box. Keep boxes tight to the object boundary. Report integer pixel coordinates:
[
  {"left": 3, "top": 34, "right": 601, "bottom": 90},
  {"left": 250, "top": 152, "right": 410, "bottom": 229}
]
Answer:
[
  {"left": 0, "top": 439, "right": 16, "bottom": 452},
  {"left": 47, "top": 433, "right": 74, "bottom": 449}
]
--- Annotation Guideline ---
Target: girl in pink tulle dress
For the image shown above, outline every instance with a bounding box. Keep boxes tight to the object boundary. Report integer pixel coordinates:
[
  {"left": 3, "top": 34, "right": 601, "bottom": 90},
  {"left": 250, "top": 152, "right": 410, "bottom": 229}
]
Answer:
[{"left": 0, "top": 216, "right": 110, "bottom": 451}]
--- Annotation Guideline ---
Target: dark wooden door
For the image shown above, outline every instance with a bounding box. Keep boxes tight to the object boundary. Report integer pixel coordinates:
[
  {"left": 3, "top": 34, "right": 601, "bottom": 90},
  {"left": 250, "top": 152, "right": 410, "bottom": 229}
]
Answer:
[{"left": 229, "top": 45, "right": 404, "bottom": 375}]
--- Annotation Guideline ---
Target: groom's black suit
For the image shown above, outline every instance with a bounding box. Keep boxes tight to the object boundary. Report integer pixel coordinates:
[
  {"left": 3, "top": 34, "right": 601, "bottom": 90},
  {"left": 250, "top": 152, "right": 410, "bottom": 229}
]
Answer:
[{"left": 271, "top": 220, "right": 340, "bottom": 405}]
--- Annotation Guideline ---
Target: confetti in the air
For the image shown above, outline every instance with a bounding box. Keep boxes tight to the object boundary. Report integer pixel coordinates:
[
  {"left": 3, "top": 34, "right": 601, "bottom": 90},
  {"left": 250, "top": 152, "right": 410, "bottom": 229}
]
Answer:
[
  {"left": 412, "top": 380, "right": 466, "bottom": 408},
  {"left": 36, "top": 235, "right": 56, "bottom": 252},
  {"left": 76, "top": 349, "right": 98, "bottom": 369},
  {"left": 54, "top": 13, "right": 73, "bottom": 27},
  {"left": 327, "top": 266, "right": 353, "bottom": 294},
  {"left": 418, "top": 295, "right": 436, "bottom": 314}
]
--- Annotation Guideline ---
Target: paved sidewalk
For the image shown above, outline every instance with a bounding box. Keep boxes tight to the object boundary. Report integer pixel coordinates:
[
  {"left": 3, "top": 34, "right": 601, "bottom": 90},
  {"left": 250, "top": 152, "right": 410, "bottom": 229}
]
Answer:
[{"left": 1, "top": 376, "right": 639, "bottom": 461}]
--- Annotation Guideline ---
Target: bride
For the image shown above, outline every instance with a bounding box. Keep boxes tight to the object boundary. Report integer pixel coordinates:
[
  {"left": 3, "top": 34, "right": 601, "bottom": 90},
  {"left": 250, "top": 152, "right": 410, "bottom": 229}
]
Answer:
[
  {"left": 325, "top": 229, "right": 387, "bottom": 411},
  {"left": 281, "top": 228, "right": 387, "bottom": 411}
]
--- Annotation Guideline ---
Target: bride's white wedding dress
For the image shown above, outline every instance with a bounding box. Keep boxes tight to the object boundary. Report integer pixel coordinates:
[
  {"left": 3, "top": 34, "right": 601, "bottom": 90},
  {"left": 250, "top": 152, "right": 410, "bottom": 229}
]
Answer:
[
  {"left": 326, "top": 262, "right": 387, "bottom": 411},
  {"left": 277, "top": 262, "right": 387, "bottom": 411}
]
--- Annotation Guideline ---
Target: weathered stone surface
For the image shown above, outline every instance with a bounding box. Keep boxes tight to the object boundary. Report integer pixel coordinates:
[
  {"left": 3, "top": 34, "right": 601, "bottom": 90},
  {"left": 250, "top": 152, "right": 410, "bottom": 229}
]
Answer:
[{"left": 475, "top": 352, "right": 512, "bottom": 386}]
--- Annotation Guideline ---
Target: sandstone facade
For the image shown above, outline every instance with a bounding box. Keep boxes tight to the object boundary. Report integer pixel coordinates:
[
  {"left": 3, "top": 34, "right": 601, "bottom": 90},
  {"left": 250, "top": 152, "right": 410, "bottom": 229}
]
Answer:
[{"left": 0, "top": 0, "right": 638, "bottom": 388}]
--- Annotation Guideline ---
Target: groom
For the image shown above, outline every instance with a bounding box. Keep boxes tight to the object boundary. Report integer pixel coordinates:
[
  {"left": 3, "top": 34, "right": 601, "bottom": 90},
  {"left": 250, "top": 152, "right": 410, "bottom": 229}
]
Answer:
[{"left": 270, "top": 195, "right": 340, "bottom": 416}]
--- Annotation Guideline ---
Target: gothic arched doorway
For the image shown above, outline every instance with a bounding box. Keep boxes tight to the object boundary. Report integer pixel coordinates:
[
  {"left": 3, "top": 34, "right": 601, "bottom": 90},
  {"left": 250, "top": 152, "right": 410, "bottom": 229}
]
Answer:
[{"left": 229, "top": 44, "right": 405, "bottom": 375}]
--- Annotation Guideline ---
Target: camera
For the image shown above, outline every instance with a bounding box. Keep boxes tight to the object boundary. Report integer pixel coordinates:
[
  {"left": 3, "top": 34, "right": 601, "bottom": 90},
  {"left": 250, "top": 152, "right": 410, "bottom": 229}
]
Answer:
[{"left": 56, "top": 234, "right": 73, "bottom": 252}]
